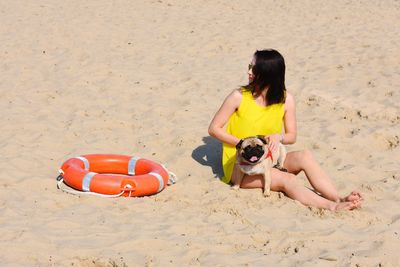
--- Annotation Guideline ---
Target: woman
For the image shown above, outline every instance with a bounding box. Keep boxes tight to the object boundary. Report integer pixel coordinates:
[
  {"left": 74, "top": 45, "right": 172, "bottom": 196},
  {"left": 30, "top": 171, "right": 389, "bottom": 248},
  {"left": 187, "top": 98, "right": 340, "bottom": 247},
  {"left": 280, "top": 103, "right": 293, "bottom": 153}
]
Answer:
[{"left": 208, "top": 49, "right": 362, "bottom": 211}]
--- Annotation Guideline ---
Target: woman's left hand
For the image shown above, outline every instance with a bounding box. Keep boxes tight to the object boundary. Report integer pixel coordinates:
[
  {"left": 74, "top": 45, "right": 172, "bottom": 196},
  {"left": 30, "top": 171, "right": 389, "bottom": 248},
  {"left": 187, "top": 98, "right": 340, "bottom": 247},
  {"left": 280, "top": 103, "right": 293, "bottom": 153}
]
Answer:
[{"left": 265, "top": 134, "right": 282, "bottom": 152}]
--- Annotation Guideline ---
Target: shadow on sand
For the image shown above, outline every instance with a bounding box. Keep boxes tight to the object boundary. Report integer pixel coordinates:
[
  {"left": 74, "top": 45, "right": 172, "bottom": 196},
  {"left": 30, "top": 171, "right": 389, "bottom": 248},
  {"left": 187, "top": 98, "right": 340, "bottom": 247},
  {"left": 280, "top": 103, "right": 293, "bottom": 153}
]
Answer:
[{"left": 191, "top": 136, "right": 223, "bottom": 179}]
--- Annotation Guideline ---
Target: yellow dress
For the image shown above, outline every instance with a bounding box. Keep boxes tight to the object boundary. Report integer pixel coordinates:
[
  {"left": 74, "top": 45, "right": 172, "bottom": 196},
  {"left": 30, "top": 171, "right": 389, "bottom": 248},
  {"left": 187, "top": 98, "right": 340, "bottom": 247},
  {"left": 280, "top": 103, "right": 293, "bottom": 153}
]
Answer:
[{"left": 222, "top": 88, "right": 285, "bottom": 183}]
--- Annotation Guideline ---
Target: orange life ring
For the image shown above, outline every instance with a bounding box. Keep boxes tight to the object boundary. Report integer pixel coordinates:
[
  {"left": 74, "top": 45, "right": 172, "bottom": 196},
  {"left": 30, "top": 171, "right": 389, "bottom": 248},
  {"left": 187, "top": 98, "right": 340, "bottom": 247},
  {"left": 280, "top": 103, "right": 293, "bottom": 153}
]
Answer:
[{"left": 59, "top": 154, "right": 169, "bottom": 197}]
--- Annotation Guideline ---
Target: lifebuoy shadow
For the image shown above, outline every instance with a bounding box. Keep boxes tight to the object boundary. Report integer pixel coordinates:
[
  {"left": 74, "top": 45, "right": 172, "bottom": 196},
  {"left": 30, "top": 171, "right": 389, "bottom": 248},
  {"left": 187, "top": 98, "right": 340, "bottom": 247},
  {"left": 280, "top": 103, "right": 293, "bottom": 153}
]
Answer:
[{"left": 192, "top": 136, "right": 223, "bottom": 179}]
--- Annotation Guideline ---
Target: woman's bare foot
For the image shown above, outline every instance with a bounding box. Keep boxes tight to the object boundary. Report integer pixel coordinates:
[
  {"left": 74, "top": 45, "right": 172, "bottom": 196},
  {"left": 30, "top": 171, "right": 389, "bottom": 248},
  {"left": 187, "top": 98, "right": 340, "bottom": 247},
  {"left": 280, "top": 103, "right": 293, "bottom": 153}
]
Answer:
[
  {"left": 340, "top": 191, "right": 363, "bottom": 202},
  {"left": 331, "top": 199, "right": 362, "bottom": 211}
]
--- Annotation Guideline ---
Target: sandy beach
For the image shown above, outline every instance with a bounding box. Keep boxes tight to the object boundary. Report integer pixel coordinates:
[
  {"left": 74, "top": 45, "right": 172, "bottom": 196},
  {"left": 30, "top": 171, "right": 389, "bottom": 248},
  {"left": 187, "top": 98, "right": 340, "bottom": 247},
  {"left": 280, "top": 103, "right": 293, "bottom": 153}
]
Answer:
[{"left": 1, "top": 0, "right": 399, "bottom": 266}]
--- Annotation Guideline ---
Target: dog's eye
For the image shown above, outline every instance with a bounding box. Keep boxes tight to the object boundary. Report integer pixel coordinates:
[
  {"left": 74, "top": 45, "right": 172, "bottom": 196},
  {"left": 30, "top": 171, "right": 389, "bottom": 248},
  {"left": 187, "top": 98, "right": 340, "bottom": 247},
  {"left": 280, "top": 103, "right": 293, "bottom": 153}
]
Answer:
[{"left": 256, "top": 145, "right": 263, "bottom": 148}]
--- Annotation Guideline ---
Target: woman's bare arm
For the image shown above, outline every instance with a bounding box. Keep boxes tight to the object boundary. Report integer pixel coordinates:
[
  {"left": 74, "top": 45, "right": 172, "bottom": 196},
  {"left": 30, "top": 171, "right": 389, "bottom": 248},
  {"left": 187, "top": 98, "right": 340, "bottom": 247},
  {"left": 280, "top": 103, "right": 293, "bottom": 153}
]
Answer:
[
  {"left": 282, "top": 92, "right": 297, "bottom": 144},
  {"left": 208, "top": 89, "right": 242, "bottom": 147}
]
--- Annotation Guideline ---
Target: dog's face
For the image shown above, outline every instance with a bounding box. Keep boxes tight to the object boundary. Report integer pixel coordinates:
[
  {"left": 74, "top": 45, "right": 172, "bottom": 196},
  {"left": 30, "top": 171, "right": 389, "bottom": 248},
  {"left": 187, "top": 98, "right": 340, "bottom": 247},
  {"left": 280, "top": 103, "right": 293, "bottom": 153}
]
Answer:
[{"left": 236, "top": 136, "right": 268, "bottom": 164}]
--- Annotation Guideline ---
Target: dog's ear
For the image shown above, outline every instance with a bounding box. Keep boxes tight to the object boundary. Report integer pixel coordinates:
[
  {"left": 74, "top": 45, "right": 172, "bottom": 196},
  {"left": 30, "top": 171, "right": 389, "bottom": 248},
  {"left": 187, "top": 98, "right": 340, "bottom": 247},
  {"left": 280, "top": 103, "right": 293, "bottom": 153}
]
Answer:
[
  {"left": 257, "top": 135, "right": 268, "bottom": 144},
  {"left": 236, "top": 139, "right": 244, "bottom": 150}
]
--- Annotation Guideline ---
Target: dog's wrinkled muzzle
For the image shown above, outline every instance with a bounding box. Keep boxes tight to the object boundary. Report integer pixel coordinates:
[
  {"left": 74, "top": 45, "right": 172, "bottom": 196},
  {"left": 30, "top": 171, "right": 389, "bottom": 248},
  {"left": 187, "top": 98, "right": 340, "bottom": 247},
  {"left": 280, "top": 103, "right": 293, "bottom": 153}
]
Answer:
[{"left": 242, "top": 145, "right": 264, "bottom": 163}]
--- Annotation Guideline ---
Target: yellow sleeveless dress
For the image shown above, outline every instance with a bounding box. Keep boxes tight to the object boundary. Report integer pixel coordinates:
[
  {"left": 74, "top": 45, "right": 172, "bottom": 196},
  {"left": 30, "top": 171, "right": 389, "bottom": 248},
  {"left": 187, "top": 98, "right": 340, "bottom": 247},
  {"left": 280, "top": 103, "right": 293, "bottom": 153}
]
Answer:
[{"left": 222, "top": 89, "right": 285, "bottom": 184}]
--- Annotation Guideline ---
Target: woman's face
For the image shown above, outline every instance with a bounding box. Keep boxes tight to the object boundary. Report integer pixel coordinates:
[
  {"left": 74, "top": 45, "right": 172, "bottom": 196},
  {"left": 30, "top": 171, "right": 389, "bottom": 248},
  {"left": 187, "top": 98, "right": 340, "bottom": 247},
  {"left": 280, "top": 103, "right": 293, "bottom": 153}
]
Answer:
[{"left": 248, "top": 56, "right": 256, "bottom": 82}]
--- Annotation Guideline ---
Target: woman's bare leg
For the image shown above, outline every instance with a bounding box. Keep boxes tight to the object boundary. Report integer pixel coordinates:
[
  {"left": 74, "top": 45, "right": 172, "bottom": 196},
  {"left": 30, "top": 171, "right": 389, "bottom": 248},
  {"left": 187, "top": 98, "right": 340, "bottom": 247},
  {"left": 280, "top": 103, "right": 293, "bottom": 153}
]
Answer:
[
  {"left": 283, "top": 150, "right": 362, "bottom": 203},
  {"left": 239, "top": 169, "right": 360, "bottom": 211}
]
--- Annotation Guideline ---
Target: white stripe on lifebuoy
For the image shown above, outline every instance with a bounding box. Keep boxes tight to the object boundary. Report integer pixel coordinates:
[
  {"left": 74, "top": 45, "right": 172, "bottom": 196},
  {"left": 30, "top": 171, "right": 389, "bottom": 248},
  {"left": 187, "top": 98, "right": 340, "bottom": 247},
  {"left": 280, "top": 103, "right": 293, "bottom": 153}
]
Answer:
[
  {"left": 149, "top": 172, "right": 164, "bottom": 192},
  {"left": 82, "top": 172, "right": 97, "bottom": 192},
  {"left": 75, "top": 156, "right": 90, "bottom": 171},
  {"left": 128, "top": 156, "right": 140, "bottom": 175}
]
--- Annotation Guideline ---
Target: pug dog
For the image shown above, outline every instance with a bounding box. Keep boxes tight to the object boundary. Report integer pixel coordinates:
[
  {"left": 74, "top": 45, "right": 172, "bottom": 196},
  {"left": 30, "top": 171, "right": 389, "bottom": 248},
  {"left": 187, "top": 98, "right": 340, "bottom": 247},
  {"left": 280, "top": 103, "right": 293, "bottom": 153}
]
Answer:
[{"left": 232, "top": 136, "right": 287, "bottom": 197}]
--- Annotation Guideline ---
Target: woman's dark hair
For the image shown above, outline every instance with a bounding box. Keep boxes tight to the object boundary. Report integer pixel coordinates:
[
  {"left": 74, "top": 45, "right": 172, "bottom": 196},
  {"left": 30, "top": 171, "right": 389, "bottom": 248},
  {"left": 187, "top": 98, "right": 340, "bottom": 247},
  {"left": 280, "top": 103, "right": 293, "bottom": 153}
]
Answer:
[{"left": 246, "top": 49, "right": 286, "bottom": 105}]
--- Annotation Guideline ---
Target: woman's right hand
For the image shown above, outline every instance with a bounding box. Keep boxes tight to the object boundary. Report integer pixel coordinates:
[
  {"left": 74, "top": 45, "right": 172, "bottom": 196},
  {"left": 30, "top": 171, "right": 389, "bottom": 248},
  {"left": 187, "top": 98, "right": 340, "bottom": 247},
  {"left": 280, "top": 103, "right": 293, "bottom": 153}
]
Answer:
[{"left": 265, "top": 134, "right": 283, "bottom": 152}]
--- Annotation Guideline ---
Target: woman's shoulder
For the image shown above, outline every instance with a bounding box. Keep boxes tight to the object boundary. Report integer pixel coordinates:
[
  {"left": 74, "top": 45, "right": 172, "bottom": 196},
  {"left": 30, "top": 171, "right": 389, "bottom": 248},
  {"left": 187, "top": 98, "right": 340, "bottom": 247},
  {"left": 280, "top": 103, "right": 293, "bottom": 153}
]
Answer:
[
  {"left": 284, "top": 90, "right": 295, "bottom": 109},
  {"left": 285, "top": 91, "right": 294, "bottom": 102},
  {"left": 222, "top": 88, "right": 244, "bottom": 109},
  {"left": 228, "top": 88, "right": 245, "bottom": 100},
  {"left": 236, "top": 87, "right": 254, "bottom": 98}
]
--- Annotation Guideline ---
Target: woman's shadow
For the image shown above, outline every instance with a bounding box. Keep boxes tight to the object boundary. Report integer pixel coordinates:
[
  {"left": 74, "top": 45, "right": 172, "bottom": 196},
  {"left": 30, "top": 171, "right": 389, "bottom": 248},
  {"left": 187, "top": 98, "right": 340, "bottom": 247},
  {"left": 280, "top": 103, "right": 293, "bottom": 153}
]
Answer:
[{"left": 192, "top": 136, "right": 223, "bottom": 179}]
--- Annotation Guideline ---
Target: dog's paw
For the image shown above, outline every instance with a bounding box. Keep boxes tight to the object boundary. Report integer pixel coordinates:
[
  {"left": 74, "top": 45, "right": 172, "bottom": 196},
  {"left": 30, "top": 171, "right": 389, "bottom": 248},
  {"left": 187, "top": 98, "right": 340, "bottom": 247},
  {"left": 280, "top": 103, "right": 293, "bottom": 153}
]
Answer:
[
  {"left": 263, "top": 189, "right": 271, "bottom": 197},
  {"left": 231, "top": 184, "right": 240, "bottom": 190}
]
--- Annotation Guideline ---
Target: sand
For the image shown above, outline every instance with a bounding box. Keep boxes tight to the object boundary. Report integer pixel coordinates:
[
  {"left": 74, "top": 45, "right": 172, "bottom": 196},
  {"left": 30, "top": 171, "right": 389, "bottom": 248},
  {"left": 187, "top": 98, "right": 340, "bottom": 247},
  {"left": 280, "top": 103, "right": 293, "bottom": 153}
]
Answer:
[{"left": 1, "top": 0, "right": 399, "bottom": 266}]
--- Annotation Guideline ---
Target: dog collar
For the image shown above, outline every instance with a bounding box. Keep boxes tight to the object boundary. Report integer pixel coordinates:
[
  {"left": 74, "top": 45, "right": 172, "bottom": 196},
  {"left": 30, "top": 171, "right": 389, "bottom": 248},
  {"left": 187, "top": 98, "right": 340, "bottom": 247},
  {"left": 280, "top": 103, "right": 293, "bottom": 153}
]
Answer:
[{"left": 266, "top": 149, "right": 273, "bottom": 161}]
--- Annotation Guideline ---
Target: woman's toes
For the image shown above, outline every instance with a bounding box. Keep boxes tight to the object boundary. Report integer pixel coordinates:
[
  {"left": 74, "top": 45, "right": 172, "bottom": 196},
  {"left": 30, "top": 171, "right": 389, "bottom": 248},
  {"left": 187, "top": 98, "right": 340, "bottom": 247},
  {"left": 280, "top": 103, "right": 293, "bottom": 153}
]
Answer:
[
  {"left": 334, "top": 200, "right": 360, "bottom": 211},
  {"left": 352, "top": 191, "right": 363, "bottom": 200},
  {"left": 341, "top": 191, "right": 363, "bottom": 202}
]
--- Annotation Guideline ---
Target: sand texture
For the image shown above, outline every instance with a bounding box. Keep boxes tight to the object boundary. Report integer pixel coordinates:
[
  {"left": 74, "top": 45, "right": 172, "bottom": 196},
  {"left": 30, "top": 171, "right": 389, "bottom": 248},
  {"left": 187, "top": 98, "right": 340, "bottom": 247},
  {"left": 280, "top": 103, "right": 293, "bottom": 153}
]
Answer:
[{"left": 1, "top": 0, "right": 400, "bottom": 266}]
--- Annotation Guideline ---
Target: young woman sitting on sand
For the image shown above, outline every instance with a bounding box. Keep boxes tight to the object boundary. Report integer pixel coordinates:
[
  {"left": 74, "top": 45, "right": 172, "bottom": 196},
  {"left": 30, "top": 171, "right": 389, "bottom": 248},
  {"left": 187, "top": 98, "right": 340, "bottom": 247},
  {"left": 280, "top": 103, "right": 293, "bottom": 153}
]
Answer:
[{"left": 208, "top": 49, "right": 363, "bottom": 211}]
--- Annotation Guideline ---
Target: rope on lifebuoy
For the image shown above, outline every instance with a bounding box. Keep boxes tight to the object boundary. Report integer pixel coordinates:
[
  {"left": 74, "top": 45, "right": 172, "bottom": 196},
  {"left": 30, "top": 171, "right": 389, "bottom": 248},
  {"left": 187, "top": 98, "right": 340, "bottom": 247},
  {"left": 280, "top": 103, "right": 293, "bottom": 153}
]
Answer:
[
  {"left": 161, "top": 164, "right": 178, "bottom": 185},
  {"left": 56, "top": 170, "right": 134, "bottom": 198}
]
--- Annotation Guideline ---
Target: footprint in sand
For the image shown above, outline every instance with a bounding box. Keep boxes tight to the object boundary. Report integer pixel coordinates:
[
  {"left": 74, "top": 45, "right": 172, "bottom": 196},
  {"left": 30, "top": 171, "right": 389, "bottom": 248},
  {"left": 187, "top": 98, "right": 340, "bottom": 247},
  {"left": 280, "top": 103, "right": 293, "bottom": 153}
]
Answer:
[
  {"left": 305, "top": 95, "right": 321, "bottom": 107},
  {"left": 386, "top": 135, "right": 399, "bottom": 149},
  {"left": 348, "top": 128, "right": 360, "bottom": 137}
]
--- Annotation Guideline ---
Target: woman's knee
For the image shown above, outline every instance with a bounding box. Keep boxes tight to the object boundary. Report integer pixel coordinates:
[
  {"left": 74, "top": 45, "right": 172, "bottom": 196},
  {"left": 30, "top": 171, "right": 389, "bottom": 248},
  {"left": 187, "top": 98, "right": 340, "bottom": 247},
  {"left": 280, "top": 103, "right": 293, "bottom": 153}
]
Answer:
[
  {"left": 272, "top": 171, "right": 297, "bottom": 192},
  {"left": 294, "top": 149, "right": 314, "bottom": 165},
  {"left": 302, "top": 149, "right": 314, "bottom": 159},
  {"left": 282, "top": 173, "right": 298, "bottom": 191}
]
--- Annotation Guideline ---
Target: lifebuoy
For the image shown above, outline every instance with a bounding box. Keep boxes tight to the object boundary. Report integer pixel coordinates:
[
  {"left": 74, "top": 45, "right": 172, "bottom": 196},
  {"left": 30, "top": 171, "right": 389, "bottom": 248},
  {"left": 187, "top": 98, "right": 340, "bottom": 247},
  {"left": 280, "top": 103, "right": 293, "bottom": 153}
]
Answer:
[{"left": 59, "top": 154, "right": 169, "bottom": 197}]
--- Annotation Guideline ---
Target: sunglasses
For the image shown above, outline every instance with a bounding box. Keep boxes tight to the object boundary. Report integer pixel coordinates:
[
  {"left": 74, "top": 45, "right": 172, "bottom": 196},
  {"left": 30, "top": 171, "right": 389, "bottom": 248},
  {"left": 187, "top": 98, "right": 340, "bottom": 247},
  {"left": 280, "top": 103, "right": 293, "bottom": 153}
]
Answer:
[{"left": 248, "top": 63, "right": 254, "bottom": 70}]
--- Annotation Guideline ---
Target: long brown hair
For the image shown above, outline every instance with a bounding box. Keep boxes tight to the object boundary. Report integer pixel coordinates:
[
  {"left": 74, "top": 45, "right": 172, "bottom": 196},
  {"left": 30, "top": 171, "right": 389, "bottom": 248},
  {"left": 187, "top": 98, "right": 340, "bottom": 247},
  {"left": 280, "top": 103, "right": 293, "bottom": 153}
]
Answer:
[{"left": 245, "top": 49, "right": 286, "bottom": 105}]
